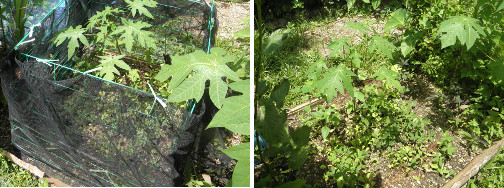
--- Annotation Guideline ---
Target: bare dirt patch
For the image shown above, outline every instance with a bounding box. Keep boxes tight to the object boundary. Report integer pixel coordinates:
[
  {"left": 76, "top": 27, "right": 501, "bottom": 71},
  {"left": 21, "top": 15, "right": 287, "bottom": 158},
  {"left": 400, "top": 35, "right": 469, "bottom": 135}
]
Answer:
[
  {"left": 216, "top": 1, "right": 249, "bottom": 39},
  {"left": 303, "top": 17, "right": 403, "bottom": 57}
]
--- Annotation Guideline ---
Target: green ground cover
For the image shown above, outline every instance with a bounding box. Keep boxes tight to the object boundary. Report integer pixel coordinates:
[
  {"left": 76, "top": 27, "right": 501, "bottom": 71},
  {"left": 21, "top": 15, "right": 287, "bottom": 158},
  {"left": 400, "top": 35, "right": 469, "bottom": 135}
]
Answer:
[{"left": 255, "top": 0, "right": 504, "bottom": 187}]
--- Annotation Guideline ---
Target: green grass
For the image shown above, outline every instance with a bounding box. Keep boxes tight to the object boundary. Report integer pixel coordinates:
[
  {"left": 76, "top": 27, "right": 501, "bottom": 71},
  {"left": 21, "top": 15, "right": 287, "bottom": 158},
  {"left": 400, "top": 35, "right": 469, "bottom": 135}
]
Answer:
[
  {"left": 0, "top": 149, "right": 47, "bottom": 187},
  {"left": 467, "top": 149, "right": 504, "bottom": 187}
]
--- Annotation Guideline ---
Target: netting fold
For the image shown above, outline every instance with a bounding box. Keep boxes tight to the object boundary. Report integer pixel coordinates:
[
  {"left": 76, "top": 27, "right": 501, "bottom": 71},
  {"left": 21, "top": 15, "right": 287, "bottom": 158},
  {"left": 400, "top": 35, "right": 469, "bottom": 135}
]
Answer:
[{"left": 0, "top": 0, "right": 220, "bottom": 186}]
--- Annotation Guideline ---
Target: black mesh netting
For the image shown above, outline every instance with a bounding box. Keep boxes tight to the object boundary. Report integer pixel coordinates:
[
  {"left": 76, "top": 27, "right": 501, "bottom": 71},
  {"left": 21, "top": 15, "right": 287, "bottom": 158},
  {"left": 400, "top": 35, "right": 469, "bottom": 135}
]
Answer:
[
  {"left": 0, "top": 0, "right": 233, "bottom": 187},
  {"left": 15, "top": 0, "right": 218, "bottom": 66}
]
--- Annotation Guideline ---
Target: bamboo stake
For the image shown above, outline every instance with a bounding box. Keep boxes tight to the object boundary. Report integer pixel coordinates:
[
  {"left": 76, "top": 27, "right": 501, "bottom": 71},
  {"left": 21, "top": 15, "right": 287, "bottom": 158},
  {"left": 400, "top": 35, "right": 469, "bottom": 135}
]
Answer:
[
  {"left": 1, "top": 149, "right": 70, "bottom": 187},
  {"left": 287, "top": 98, "right": 325, "bottom": 115},
  {"left": 443, "top": 138, "right": 504, "bottom": 188}
]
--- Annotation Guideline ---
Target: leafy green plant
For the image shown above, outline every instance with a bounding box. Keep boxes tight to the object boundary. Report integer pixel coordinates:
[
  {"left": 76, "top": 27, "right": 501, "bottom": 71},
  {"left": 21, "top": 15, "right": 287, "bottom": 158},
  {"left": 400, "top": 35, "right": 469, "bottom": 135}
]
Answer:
[
  {"left": 429, "top": 152, "right": 456, "bottom": 178},
  {"left": 388, "top": 145, "right": 425, "bottom": 172},
  {"left": 0, "top": 149, "right": 48, "bottom": 187},
  {"left": 467, "top": 149, "right": 504, "bottom": 187},
  {"left": 383, "top": 0, "right": 504, "bottom": 152},
  {"left": 155, "top": 47, "right": 239, "bottom": 107},
  {"left": 155, "top": 47, "right": 250, "bottom": 187},
  {"left": 50, "top": 0, "right": 250, "bottom": 186},
  {"left": 438, "top": 132, "right": 457, "bottom": 157},
  {"left": 255, "top": 0, "right": 310, "bottom": 186},
  {"left": 302, "top": 105, "right": 341, "bottom": 140},
  {"left": 53, "top": 0, "right": 157, "bottom": 81},
  {"left": 325, "top": 146, "right": 375, "bottom": 188},
  {"left": 436, "top": 15, "right": 486, "bottom": 50},
  {"left": 53, "top": 26, "right": 90, "bottom": 60},
  {"left": 96, "top": 55, "right": 131, "bottom": 81}
]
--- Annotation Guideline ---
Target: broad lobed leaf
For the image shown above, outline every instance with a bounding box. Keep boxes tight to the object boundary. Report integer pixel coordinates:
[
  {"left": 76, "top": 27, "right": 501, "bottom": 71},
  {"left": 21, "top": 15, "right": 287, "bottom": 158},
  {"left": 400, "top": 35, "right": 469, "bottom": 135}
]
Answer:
[
  {"left": 125, "top": 0, "right": 158, "bottom": 19},
  {"left": 111, "top": 18, "right": 157, "bottom": 53},
  {"left": 222, "top": 143, "right": 250, "bottom": 187},
  {"left": 97, "top": 55, "right": 131, "bottom": 81},
  {"left": 327, "top": 37, "right": 351, "bottom": 57},
  {"left": 53, "top": 25, "right": 89, "bottom": 60},
  {"left": 86, "top": 6, "right": 123, "bottom": 30},
  {"left": 316, "top": 64, "right": 355, "bottom": 101},
  {"left": 369, "top": 36, "right": 397, "bottom": 59},
  {"left": 207, "top": 80, "right": 250, "bottom": 135},
  {"left": 155, "top": 47, "right": 239, "bottom": 108},
  {"left": 371, "top": 66, "right": 404, "bottom": 92},
  {"left": 437, "top": 15, "right": 486, "bottom": 50},
  {"left": 345, "top": 22, "right": 372, "bottom": 35}
]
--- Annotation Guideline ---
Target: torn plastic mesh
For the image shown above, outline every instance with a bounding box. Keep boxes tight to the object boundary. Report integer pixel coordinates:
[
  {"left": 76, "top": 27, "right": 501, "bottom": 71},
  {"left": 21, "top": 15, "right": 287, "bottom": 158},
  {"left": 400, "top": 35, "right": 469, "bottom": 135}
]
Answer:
[{"left": 1, "top": 57, "right": 199, "bottom": 186}]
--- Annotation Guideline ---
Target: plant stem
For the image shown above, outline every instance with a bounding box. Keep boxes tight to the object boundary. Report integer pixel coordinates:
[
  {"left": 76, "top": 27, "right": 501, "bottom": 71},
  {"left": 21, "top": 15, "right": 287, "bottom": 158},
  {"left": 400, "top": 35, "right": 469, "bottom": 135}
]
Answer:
[
  {"left": 254, "top": 0, "right": 278, "bottom": 184},
  {"left": 255, "top": 132, "right": 278, "bottom": 184},
  {"left": 114, "top": 36, "right": 122, "bottom": 55},
  {"left": 255, "top": 0, "right": 263, "bottom": 96}
]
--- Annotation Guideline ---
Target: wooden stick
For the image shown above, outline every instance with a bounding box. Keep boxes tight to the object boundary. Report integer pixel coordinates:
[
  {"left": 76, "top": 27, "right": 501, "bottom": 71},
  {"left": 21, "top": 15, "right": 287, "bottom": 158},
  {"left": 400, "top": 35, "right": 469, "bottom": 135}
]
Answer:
[
  {"left": 1, "top": 149, "right": 70, "bottom": 187},
  {"left": 442, "top": 138, "right": 504, "bottom": 188},
  {"left": 287, "top": 98, "right": 325, "bottom": 115}
]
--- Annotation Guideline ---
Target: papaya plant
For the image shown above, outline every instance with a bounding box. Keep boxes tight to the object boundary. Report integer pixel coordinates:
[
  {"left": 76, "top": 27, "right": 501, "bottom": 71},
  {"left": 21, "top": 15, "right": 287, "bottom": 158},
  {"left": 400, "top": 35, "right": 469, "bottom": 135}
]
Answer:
[
  {"left": 254, "top": 0, "right": 311, "bottom": 186},
  {"left": 53, "top": 0, "right": 158, "bottom": 81},
  {"left": 50, "top": 0, "right": 250, "bottom": 186},
  {"left": 154, "top": 46, "right": 250, "bottom": 187}
]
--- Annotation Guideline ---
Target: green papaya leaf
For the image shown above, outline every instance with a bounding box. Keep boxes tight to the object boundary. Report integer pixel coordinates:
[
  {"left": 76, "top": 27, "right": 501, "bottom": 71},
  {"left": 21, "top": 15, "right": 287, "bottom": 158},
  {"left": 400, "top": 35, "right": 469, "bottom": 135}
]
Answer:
[
  {"left": 292, "top": 125, "right": 310, "bottom": 147},
  {"left": 263, "top": 29, "right": 290, "bottom": 56},
  {"left": 327, "top": 37, "right": 351, "bottom": 57},
  {"left": 111, "top": 18, "right": 157, "bottom": 53},
  {"left": 97, "top": 55, "right": 131, "bottom": 81},
  {"left": 384, "top": 8, "right": 407, "bottom": 31},
  {"left": 53, "top": 25, "right": 89, "bottom": 60},
  {"left": 370, "top": 66, "right": 404, "bottom": 92},
  {"left": 155, "top": 47, "right": 239, "bottom": 108},
  {"left": 125, "top": 0, "right": 158, "bottom": 19},
  {"left": 345, "top": 22, "right": 372, "bottom": 35},
  {"left": 369, "top": 36, "right": 397, "bottom": 59},
  {"left": 437, "top": 15, "right": 486, "bottom": 50},
  {"left": 207, "top": 80, "right": 250, "bottom": 135},
  {"left": 316, "top": 64, "right": 355, "bottom": 101},
  {"left": 222, "top": 143, "right": 250, "bottom": 187},
  {"left": 271, "top": 79, "right": 290, "bottom": 108}
]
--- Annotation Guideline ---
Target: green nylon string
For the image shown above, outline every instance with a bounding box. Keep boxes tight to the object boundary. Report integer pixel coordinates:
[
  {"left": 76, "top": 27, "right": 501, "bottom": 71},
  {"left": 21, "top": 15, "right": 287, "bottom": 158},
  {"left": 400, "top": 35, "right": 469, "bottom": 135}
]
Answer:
[
  {"left": 14, "top": 0, "right": 65, "bottom": 50},
  {"left": 205, "top": 1, "right": 214, "bottom": 54}
]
